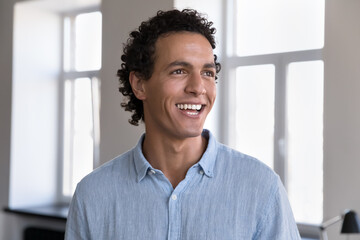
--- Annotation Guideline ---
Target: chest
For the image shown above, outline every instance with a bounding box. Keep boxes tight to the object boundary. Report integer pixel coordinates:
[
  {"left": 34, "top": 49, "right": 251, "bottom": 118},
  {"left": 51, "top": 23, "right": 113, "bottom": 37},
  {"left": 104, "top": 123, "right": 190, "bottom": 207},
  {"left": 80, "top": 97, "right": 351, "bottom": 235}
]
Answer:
[{"left": 87, "top": 177, "right": 260, "bottom": 240}]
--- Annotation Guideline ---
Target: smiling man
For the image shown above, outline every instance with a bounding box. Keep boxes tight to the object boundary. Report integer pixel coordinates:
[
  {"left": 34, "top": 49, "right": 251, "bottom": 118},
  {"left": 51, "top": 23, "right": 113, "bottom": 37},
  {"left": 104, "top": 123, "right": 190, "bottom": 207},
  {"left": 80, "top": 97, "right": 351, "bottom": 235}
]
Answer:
[
  {"left": 130, "top": 31, "right": 217, "bottom": 188},
  {"left": 65, "top": 9, "right": 301, "bottom": 240}
]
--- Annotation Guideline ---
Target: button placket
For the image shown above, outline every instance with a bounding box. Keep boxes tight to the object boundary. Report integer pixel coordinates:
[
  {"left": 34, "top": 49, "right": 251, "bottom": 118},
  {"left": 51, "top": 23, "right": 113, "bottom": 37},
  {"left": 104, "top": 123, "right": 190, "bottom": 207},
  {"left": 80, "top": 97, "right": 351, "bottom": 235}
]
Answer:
[
  {"left": 167, "top": 166, "right": 203, "bottom": 240},
  {"left": 168, "top": 191, "right": 181, "bottom": 240}
]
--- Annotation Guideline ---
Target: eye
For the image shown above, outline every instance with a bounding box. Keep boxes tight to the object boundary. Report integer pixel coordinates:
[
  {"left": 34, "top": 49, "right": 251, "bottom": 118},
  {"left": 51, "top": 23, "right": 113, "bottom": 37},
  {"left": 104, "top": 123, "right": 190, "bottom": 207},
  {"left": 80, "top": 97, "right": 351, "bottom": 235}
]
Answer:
[
  {"left": 172, "top": 69, "right": 185, "bottom": 75},
  {"left": 202, "top": 70, "right": 215, "bottom": 78}
]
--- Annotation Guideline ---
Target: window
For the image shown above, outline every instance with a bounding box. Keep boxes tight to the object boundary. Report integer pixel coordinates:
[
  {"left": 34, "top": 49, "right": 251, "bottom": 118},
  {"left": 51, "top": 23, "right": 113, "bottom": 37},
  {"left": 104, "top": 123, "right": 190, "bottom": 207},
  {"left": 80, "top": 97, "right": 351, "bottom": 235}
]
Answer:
[
  {"left": 61, "top": 11, "right": 102, "bottom": 198},
  {"left": 235, "top": 65, "right": 275, "bottom": 168},
  {"left": 287, "top": 61, "right": 324, "bottom": 223},
  {"left": 226, "top": 0, "right": 325, "bottom": 224}
]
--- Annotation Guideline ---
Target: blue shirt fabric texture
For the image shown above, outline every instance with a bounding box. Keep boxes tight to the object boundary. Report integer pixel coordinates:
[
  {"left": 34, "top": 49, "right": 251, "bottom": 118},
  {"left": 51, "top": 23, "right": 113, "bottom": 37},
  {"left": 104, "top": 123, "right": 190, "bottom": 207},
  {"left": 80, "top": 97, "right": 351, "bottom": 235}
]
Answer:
[{"left": 65, "top": 129, "right": 301, "bottom": 240}]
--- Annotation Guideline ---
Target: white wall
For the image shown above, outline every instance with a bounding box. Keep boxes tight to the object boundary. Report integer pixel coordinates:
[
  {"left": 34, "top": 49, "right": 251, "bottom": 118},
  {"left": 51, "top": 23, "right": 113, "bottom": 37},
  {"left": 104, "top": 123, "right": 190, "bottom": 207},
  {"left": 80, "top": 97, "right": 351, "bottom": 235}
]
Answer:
[
  {"left": 0, "top": 0, "right": 66, "bottom": 238},
  {"left": 323, "top": 0, "right": 360, "bottom": 239},
  {"left": 0, "top": 0, "right": 176, "bottom": 239},
  {"left": 0, "top": 0, "right": 14, "bottom": 238},
  {"left": 99, "top": 0, "right": 174, "bottom": 163}
]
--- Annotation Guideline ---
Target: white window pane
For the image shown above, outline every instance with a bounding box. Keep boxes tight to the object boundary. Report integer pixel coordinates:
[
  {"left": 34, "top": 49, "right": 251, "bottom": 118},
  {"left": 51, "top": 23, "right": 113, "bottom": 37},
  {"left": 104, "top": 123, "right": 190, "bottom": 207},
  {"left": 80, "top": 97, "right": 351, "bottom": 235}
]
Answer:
[
  {"left": 287, "top": 60, "right": 323, "bottom": 224},
  {"left": 236, "top": 0, "right": 325, "bottom": 56},
  {"left": 75, "top": 11, "right": 102, "bottom": 71},
  {"left": 62, "top": 77, "right": 95, "bottom": 196},
  {"left": 74, "top": 78, "right": 93, "bottom": 132},
  {"left": 72, "top": 134, "right": 93, "bottom": 193},
  {"left": 235, "top": 65, "right": 275, "bottom": 168},
  {"left": 72, "top": 77, "right": 94, "bottom": 192}
]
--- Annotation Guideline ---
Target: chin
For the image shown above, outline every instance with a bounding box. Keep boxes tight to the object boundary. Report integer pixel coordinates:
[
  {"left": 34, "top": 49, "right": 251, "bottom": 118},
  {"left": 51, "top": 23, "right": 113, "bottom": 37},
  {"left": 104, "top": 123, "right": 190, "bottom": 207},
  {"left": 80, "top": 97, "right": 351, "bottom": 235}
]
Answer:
[{"left": 177, "top": 127, "right": 204, "bottom": 139}]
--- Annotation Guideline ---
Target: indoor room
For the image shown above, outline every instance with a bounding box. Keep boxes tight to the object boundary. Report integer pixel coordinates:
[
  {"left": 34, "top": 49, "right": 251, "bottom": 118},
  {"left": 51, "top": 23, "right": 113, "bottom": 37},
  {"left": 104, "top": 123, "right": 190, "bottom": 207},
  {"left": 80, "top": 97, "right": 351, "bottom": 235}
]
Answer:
[{"left": 1, "top": 0, "right": 359, "bottom": 239}]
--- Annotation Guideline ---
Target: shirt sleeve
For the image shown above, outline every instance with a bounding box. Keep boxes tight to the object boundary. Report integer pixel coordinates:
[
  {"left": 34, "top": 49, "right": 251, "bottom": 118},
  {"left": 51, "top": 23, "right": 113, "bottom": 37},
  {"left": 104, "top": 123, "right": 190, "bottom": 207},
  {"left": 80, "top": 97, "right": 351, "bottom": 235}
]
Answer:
[
  {"left": 254, "top": 176, "right": 302, "bottom": 240},
  {"left": 65, "top": 188, "right": 90, "bottom": 240}
]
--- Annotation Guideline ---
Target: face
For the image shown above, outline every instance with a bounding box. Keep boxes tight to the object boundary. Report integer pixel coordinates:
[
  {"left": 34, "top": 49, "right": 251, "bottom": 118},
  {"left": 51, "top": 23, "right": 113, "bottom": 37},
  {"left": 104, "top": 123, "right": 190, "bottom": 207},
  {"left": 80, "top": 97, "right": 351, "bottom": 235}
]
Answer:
[{"left": 131, "top": 32, "right": 217, "bottom": 140}]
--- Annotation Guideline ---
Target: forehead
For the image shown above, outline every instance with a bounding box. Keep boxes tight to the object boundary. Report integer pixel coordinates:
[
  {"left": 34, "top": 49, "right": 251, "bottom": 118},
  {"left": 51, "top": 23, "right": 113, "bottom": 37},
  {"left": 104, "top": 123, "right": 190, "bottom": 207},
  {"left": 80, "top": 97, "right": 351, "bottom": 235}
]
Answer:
[{"left": 153, "top": 32, "right": 214, "bottom": 65}]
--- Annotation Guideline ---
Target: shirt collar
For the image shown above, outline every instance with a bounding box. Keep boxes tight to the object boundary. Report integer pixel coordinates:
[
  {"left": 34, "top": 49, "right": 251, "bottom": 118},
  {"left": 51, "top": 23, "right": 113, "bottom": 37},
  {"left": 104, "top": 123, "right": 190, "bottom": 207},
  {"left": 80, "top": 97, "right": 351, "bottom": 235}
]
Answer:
[
  {"left": 133, "top": 134, "right": 152, "bottom": 182},
  {"left": 197, "top": 129, "right": 217, "bottom": 178},
  {"left": 133, "top": 129, "right": 218, "bottom": 182}
]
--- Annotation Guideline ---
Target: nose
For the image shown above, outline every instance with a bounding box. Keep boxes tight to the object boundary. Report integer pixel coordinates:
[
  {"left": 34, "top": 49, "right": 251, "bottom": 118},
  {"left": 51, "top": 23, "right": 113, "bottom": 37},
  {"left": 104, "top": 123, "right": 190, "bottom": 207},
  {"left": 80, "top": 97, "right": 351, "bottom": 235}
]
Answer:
[{"left": 185, "top": 73, "right": 206, "bottom": 96}]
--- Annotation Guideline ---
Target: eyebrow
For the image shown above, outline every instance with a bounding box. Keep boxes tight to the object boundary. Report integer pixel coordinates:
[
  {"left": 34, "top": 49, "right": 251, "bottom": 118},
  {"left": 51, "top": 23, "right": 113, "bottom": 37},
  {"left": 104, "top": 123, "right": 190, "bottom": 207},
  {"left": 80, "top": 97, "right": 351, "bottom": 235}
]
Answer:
[
  {"left": 165, "top": 61, "right": 216, "bottom": 70},
  {"left": 203, "top": 62, "right": 216, "bottom": 69}
]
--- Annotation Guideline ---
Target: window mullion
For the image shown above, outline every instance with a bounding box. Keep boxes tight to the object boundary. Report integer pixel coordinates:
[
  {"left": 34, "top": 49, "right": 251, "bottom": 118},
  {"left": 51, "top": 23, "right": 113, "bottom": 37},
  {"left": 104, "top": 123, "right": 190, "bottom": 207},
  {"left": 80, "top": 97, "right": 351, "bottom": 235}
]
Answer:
[
  {"left": 61, "top": 10, "right": 102, "bottom": 199},
  {"left": 63, "top": 71, "right": 99, "bottom": 80},
  {"left": 90, "top": 77, "right": 101, "bottom": 169},
  {"left": 69, "top": 80, "right": 76, "bottom": 195},
  {"left": 228, "top": 49, "right": 322, "bottom": 68},
  {"left": 70, "top": 16, "right": 76, "bottom": 71},
  {"left": 273, "top": 56, "right": 288, "bottom": 186}
]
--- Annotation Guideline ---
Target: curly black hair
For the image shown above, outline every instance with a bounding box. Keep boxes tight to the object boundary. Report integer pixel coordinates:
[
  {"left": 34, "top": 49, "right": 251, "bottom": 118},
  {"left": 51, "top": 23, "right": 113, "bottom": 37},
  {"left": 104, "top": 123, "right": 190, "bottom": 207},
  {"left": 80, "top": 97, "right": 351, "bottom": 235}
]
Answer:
[{"left": 117, "top": 9, "right": 221, "bottom": 126}]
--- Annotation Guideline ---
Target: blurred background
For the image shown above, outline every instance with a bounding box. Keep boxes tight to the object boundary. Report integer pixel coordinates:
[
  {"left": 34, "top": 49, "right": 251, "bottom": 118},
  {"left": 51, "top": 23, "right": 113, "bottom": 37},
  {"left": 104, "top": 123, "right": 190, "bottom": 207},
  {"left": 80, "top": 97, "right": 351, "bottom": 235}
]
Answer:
[{"left": 0, "top": 0, "right": 359, "bottom": 239}]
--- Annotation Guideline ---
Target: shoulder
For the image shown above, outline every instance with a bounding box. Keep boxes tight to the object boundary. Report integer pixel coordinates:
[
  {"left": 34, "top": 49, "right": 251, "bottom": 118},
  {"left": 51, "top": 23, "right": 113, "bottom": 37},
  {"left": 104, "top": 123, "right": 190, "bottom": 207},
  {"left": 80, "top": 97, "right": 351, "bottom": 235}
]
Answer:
[
  {"left": 75, "top": 149, "right": 134, "bottom": 197},
  {"left": 214, "top": 145, "right": 300, "bottom": 238},
  {"left": 215, "top": 143, "right": 278, "bottom": 185}
]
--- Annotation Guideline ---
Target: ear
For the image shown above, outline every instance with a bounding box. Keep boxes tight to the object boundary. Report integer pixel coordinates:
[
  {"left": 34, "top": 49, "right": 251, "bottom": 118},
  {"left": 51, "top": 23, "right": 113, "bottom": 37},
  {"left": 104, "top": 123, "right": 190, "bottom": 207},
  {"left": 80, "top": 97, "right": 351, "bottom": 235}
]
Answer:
[{"left": 129, "top": 71, "right": 146, "bottom": 100}]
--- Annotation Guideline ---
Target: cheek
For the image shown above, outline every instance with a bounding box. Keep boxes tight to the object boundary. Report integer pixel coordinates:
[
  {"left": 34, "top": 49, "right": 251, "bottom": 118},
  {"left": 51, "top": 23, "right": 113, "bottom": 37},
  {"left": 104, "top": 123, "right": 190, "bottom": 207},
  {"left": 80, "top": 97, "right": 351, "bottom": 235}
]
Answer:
[
  {"left": 162, "top": 81, "right": 183, "bottom": 97},
  {"left": 207, "top": 83, "right": 217, "bottom": 102},
  {"left": 146, "top": 82, "right": 179, "bottom": 106}
]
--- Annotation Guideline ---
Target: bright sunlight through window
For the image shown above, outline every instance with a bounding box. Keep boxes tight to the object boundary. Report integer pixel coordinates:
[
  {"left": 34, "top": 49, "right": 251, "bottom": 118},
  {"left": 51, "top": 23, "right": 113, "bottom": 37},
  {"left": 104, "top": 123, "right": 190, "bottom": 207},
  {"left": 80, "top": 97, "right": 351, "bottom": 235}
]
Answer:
[
  {"left": 287, "top": 61, "right": 324, "bottom": 224},
  {"left": 235, "top": 65, "right": 275, "bottom": 169},
  {"left": 62, "top": 11, "right": 101, "bottom": 197},
  {"left": 235, "top": 0, "right": 325, "bottom": 56},
  {"left": 232, "top": 0, "right": 324, "bottom": 224}
]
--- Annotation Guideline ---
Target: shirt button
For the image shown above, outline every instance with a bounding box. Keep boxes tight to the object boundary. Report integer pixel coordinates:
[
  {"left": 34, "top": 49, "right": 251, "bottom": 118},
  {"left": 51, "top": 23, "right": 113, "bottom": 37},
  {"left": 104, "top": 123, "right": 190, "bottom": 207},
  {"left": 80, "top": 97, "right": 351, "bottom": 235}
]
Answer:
[
  {"left": 199, "top": 170, "right": 204, "bottom": 175},
  {"left": 148, "top": 169, "right": 156, "bottom": 175},
  {"left": 171, "top": 194, "right": 177, "bottom": 201}
]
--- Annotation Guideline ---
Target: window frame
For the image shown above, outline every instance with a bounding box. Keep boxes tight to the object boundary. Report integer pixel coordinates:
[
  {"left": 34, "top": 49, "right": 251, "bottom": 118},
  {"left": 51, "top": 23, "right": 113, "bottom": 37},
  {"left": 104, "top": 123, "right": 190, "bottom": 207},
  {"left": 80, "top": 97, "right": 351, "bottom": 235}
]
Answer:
[
  {"left": 221, "top": 0, "right": 324, "bottom": 233},
  {"left": 226, "top": 49, "right": 322, "bottom": 185},
  {"left": 58, "top": 7, "right": 101, "bottom": 202}
]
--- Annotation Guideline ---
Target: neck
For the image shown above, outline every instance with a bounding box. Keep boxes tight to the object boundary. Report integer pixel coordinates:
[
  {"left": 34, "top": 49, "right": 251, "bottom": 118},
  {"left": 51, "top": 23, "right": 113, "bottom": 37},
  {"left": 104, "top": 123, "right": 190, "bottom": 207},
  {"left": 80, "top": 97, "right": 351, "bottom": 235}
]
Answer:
[{"left": 142, "top": 131, "right": 207, "bottom": 188}]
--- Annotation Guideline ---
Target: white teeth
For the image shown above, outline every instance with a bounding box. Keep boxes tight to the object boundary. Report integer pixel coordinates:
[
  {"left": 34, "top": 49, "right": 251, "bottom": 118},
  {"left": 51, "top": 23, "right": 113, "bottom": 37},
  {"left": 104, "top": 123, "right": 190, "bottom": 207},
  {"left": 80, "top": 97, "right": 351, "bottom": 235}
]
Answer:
[
  {"left": 187, "top": 111, "right": 198, "bottom": 116},
  {"left": 176, "top": 104, "right": 202, "bottom": 110}
]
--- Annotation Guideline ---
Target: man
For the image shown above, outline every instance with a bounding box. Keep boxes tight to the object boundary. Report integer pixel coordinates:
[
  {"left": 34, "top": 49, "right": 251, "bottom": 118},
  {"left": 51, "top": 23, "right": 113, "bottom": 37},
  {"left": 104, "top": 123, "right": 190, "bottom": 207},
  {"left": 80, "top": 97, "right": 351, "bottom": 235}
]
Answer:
[{"left": 65, "top": 9, "right": 301, "bottom": 239}]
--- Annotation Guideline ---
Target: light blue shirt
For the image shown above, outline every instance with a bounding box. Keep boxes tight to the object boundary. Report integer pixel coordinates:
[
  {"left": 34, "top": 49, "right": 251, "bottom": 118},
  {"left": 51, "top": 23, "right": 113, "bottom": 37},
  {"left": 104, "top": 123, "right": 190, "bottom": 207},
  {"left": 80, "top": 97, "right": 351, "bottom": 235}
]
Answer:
[{"left": 65, "top": 130, "right": 301, "bottom": 239}]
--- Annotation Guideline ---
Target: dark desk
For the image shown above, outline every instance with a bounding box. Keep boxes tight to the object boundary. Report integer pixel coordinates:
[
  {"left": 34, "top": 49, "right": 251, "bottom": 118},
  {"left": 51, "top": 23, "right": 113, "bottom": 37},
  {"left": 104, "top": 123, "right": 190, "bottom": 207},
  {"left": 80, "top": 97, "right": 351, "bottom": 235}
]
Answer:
[{"left": 4, "top": 203, "right": 68, "bottom": 221}]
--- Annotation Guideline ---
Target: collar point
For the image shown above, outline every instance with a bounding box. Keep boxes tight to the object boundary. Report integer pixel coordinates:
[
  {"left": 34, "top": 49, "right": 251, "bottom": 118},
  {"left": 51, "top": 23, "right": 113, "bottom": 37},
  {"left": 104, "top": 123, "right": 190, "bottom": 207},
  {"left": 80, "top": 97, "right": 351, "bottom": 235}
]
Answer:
[{"left": 204, "top": 170, "right": 214, "bottom": 178}]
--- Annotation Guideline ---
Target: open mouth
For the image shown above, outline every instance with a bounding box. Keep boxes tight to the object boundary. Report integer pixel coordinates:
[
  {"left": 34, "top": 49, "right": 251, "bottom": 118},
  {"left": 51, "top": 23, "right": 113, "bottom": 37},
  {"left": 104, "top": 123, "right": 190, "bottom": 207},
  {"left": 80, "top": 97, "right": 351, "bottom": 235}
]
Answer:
[{"left": 176, "top": 104, "right": 204, "bottom": 116}]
